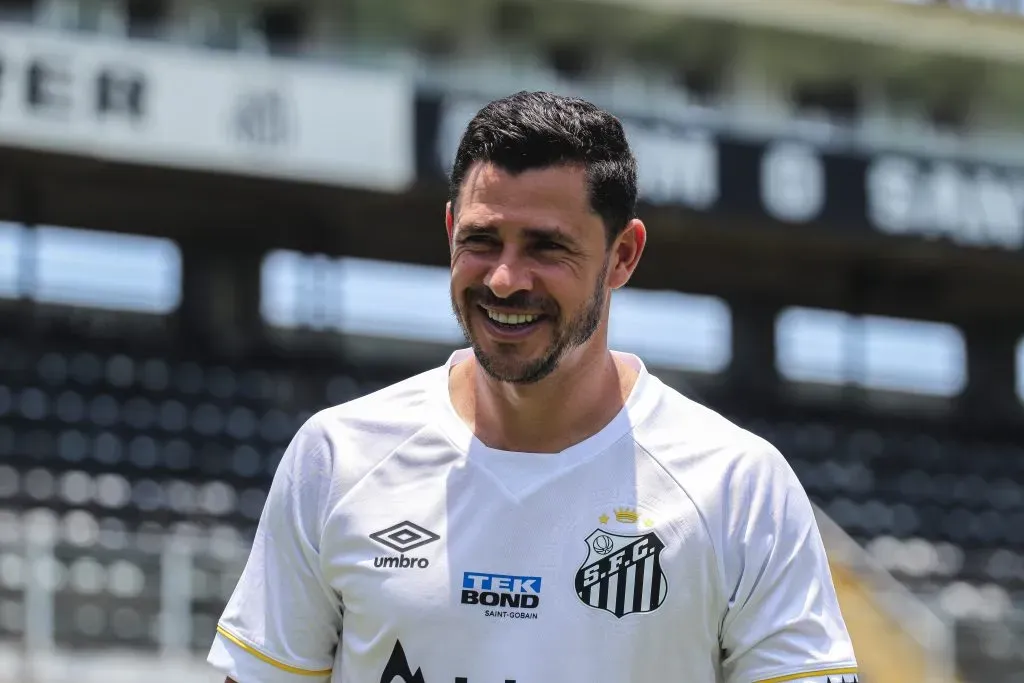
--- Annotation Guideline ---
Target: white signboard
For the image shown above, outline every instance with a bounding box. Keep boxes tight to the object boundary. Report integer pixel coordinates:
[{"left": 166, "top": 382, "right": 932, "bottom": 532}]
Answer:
[
  {"left": 0, "top": 24, "right": 414, "bottom": 191},
  {"left": 867, "top": 155, "right": 1024, "bottom": 250}
]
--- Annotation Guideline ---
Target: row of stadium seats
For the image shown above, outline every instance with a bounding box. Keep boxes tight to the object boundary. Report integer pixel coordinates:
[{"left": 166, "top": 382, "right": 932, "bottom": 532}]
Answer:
[
  {"left": 0, "top": 344, "right": 361, "bottom": 407},
  {"left": 0, "top": 392, "right": 306, "bottom": 445},
  {"left": 4, "top": 385, "right": 1024, "bottom": 480},
  {"left": 749, "top": 418, "right": 1024, "bottom": 479},
  {"left": 0, "top": 467, "right": 266, "bottom": 525}
]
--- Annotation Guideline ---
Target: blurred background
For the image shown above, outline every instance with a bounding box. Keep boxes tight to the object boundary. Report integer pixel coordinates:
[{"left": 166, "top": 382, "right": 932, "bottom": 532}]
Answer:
[{"left": 0, "top": 0, "right": 1023, "bottom": 681}]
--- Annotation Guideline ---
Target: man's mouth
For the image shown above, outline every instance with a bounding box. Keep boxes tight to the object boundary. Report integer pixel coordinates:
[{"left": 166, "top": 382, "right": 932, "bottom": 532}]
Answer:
[
  {"left": 479, "top": 306, "right": 547, "bottom": 332},
  {"left": 485, "top": 310, "right": 540, "bottom": 326}
]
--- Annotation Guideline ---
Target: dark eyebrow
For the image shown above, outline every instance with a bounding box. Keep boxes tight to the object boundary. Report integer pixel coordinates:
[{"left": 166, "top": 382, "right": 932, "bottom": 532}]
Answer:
[
  {"left": 524, "top": 227, "right": 579, "bottom": 248},
  {"left": 457, "top": 223, "right": 581, "bottom": 249},
  {"left": 457, "top": 224, "right": 499, "bottom": 237}
]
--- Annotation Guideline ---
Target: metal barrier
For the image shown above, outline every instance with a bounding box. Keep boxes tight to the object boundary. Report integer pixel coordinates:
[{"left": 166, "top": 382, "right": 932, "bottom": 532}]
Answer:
[{"left": 0, "top": 525, "right": 247, "bottom": 683}]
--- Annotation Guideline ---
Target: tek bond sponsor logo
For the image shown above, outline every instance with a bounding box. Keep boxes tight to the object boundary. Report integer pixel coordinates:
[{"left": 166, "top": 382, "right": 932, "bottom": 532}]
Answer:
[{"left": 460, "top": 572, "right": 541, "bottom": 620}]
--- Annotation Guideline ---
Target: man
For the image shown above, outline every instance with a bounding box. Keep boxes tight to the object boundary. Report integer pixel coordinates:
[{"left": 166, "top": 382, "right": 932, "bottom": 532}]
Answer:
[{"left": 208, "top": 91, "right": 858, "bottom": 683}]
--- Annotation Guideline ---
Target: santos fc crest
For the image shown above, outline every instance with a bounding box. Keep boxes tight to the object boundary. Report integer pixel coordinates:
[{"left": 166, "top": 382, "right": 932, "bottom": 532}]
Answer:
[{"left": 575, "top": 529, "right": 667, "bottom": 618}]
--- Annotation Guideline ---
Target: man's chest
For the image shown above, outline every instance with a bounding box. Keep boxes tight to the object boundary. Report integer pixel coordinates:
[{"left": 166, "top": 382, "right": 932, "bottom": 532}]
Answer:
[{"left": 321, "top": 456, "right": 722, "bottom": 656}]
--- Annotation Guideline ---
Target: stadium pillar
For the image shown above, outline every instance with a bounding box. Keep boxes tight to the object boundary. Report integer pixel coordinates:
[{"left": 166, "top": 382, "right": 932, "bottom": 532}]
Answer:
[
  {"left": 726, "top": 300, "right": 781, "bottom": 407},
  {"left": 176, "top": 238, "right": 266, "bottom": 357},
  {"left": 958, "top": 322, "right": 1021, "bottom": 427}
]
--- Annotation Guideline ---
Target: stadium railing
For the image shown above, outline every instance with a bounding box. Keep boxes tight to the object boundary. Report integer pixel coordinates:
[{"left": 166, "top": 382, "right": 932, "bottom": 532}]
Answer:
[{"left": 0, "top": 526, "right": 246, "bottom": 683}]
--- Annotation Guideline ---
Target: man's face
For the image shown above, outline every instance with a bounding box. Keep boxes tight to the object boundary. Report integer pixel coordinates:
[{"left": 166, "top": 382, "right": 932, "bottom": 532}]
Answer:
[{"left": 447, "top": 162, "right": 614, "bottom": 385}]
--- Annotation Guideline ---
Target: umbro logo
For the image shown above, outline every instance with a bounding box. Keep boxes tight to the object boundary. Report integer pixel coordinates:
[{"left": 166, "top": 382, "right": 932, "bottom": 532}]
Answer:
[
  {"left": 370, "top": 521, "right": 440, "bottom": 570},
  {"left": 371, "top": 521, "right": 440, "bottom": 552}
]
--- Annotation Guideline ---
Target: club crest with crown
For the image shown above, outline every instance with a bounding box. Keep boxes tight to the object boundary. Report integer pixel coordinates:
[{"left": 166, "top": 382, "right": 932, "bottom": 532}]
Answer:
[{"left": 575, "top": 507, "right": 667, "bottom": 618}]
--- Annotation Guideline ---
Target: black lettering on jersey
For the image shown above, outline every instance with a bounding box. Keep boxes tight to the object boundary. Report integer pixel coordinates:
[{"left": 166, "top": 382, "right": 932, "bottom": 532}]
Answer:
[
  {"left": 379, "top": 639, "right": 519, "bottom": 683},
  {"left": 379, "top": 640, "right": 425, "bottom": 683}
]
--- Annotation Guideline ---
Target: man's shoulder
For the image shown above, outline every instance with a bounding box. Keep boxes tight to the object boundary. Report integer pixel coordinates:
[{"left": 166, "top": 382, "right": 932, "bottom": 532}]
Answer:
[
  {"left": 637, "top": 378, "right": 811, "bottom": 551},
  {"left": 257, "top": 367, "right": 450, "bottom": 539},
  {"left": 280, "top": 365, "right": 447, "bottom": 492},
  {"left": 635, "top": 378, "right": 792, "bottom": 491},
  {"left": 314, "top": 365, "right": 444, "bottom": 439}
]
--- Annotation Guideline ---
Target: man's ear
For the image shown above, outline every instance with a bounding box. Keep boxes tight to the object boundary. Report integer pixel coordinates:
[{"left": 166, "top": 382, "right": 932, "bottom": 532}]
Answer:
[
  {"left": 608, "top": 218, "right": 647, "bottom": 290},
  {"left": 446, "top": 201, "right": 455, "bottom": 246}
]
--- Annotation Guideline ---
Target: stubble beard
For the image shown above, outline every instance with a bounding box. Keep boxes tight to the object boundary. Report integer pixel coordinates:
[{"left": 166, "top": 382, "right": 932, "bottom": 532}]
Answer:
[{"left": 451, "top": 258, "right": 609, "bottom": 385}]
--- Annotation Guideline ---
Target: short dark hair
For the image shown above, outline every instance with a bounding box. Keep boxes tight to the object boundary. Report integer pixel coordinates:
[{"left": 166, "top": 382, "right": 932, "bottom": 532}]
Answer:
[{"left": 448, "top": 91, "right": 638, "bottom": 244}]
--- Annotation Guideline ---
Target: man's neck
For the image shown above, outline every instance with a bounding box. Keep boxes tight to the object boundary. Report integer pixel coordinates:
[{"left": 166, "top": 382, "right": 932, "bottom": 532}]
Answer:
[{"left": 450, "top": 346, "right": 639, "bottom": 454}]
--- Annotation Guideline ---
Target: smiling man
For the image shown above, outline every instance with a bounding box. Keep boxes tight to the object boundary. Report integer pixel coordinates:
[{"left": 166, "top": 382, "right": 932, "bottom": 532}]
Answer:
[{"left": 208, "top": 91, "right": 859, "bottom": 683}]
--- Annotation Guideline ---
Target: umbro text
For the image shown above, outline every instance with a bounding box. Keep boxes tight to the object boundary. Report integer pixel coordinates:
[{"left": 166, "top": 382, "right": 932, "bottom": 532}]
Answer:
[{"left": 374, "top": 555, "right": 430, "bottom": 569}]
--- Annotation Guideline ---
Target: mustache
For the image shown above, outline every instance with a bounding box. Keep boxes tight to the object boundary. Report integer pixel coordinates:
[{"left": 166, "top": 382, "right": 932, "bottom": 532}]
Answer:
[{"left": 464, "top": 287, "right": 556, "bottom": 314}]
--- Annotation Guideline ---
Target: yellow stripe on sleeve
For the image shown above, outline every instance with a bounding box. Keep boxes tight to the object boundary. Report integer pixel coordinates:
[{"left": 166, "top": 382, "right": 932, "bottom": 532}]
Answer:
[
  {"left": 217, "top": 625, "right": 333, "bottom": 677},
  {"left": 755, "top": 666, "right": 859, "bottom": 683}
]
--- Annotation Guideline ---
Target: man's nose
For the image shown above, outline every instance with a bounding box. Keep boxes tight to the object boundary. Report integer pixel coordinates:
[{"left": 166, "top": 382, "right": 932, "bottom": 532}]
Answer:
[{"left": 485, "top": 255, "right": 532, "bottom": 300}]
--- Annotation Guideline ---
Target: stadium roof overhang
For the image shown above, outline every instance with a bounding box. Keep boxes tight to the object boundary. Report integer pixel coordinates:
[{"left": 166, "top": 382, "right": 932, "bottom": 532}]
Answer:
[{"left": 573, "top": 0, "right": 1024, "bottom": 66}]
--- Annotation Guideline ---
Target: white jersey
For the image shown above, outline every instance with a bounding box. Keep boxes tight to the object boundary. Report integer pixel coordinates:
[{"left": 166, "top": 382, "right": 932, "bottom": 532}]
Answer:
[{"left": 209, "top": 349, "right": 858, "bottom": 683}]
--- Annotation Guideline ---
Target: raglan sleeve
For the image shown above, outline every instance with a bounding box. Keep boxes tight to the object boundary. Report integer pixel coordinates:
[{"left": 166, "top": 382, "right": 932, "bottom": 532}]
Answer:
[
  {"left": 208, "top": 415, "right": 343, "bottom": 683},
  {"left": 719, "top": 441, "right": 859, "bottom": 683}
]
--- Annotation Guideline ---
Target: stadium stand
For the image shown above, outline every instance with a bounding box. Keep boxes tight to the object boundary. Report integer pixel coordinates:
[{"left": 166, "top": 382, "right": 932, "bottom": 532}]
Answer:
[{"left": 0, "top": 320, "right": 1019, "bottom": 681}]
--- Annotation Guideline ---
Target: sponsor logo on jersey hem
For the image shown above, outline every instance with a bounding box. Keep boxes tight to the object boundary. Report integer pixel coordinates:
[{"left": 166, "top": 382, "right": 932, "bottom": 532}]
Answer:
[
  {"left": 370, "top": 521, "right": 439, "bottom": 570},
  {"left": 575, "top": 528, "right": 667, "bottom": 618},
  {"left": 380, "top": 640, "right": 426, "bottom": 683},
  {"left": 380, "top": 639, "right": 517, "bottom": 682},
  {"left": 460, "top": 571, "right": 541, "bottom": 620},
  {"left": 759, "top": 676, "right": 858, "bottom": 683}
]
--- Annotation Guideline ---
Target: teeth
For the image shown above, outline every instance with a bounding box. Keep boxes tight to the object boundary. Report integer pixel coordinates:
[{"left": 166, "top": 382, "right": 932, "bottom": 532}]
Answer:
[{"left": 486, "top": 310, "right": 538, "bottom": 325}]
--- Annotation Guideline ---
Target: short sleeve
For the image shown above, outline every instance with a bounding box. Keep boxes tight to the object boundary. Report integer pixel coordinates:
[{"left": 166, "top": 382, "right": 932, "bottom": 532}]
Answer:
[
  {"left": 208, "top": 416, "right": 343, "bottom": 683},
  {"left": 720, "top": 443, "right": 858, "bottom": 683}
]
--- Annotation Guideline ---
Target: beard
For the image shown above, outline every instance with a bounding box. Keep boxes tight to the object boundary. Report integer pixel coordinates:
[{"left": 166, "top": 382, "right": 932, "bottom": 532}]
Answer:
[{"left": 451, "top": 258, "right": 608, "bottom": 385}]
